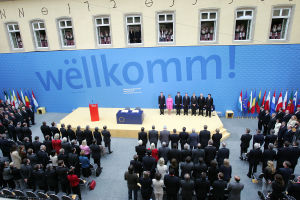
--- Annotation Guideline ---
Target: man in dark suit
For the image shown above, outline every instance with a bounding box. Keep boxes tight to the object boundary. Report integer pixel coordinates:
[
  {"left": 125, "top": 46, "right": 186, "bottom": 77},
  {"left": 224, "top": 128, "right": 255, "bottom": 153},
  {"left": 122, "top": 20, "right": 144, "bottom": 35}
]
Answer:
[
  {"left": 138, "top": 127, "right": 148, "bottom": 147},
  {"left": 262, "top": 110, "right": 271, "bottom": 135},
  {"left": 40, "top": 122, "right": 52, "bottom": 139},
  {"left": 188, "top": 129, "right": 198, "bottom": 150},
  {"left": 21, "top": 106, "right": 30, "bottom": 127},
  {"left": 68, "top": 148, "right": 80, "bottom": 177},
  {"left": 277, "top": 122, "right": 287, "bottom": 148},
  {"left": 212, "top": 128, "right": 222, "bottom": 150},
  {"left": 37, "top": 145, "right": 49, "bottom": 168},
  {"left": 43, "top": 135, "right": 52, "bottom": 155},
  {"left": 181, "top": 144, "right": 192, "bottom": 163},
  {"left": 135, "top": 140, "right": 146, "bottom": 162},
  {"left": 158, "top": 92, "right": 166, "bottom": 115},
  {"left": 90, "top": 140, "right": 102, "bottom": 168},
  {"left": 50, "top": 122, "right": 60, "bottom": 138},
  {"left": 295, "top": 107, "right": 300, "bottom": 120},
  {"left": 258, "top": 106, "right": 265, "bottom": 131},
  {"left": 175, "top": 92, "right": 182, "bottom": 115},
  {"left": 56, "top": 160, "right": 71, "bottom": 194},
  {"left": 204, "top": 140, "right": 216, "bottom": 166},
  {"left": 253, "top": 129, "right": 264, "bottom": 149},
  {"left": 267, "top": 113, "right": 277, "bottom": 135},
  {"left": 170, "top": 129, "right": 180, "bottom": 148},
  {"left": 276, "top": 108, "right": 284, "bottom": 122},
  {"left": 164, "top": 168, "right": 180, "bottom": 200},
  {"left": 205, "top": 94, "right": 213, "bottom": 117},
  {"left": 262, "top": 143, "right": 276, "bottom": 171},
  {"left": 179, "top": 127, "right": 189, "bottom": 150},
  {"left": 264, "top": 129, "right": 277, "bottom": 150},
  {"left": 142, "top": 151, "right": 156, "bottom": 174},
  {"left": 15, "top": 108, "right": 23, "bottom": 124},
  {"left": 276, "top": 141, "right": 292, "bottom": 169},
  {"left": 282, "top": 110, "right": 292, "bottom": 123},
  {"left": 180, "top": 173, "right": 194, "bottom": 200},
  {"left": 148, "top": 125, "right": 158, "bottom": 147},
  {"left": 287, "top": 176, "right": 300, "bottom": 200},
  {"left": 240, "top": 128, "right": 252, "bottom": 160},
  {"left": 277, "top": 161, "right": 293, "bottom": 188},
  {"left": 289, "top": 141, "right": 300, "bottom": 172},
  {"left": 160, "top": 126, "right": 170, "bottom": 146},
  {"left": 212, "top": 172, "right": 228, "bottom": 200},
  {"left": 102, "top": 125, "right": 112, "bottom": 153},
  {"left": 247, "top": 143, "right": 262, "bottom": 178},
  {"left": 32, "top": 136, "right": 42, "bottom": 153},
  {"left": 217, "top": 142, "right": 230, "bottom": 166},
  {"left": 183, "top": 93, "right": 190, "bottom": 115},
  {"left": 26, "top": 105, "right": 35, "bottom": 125},
  {"left": 199, "top": 125, "right": 210, "bottom": 148},
  {"left": 60, "top": 124, "right": 68, "bottom": 141},
  {"left": 190, "top": 93, "right": 197, "bottom": 116},
  {"left": 158, "top": 142, "right": 170, "bottom": 164},
  {"left": 61, "top": 137, "right": 72, "bottom": 155},
  {"left": 194, "top": 172, "right": 210, "bottom": 200},
  {"left": 283, "top": 126, "right": 294, "bottom": 144},
  {"left": 227, "top": 176, "right": 244, "bottom": 200},
  {"left": 197, "top": 93, "right": 205, "bottom": 116},
  {"left": 168, "top": 143, "right": 181, "bottom": 163},
  {"left": 192, "top": 143, "right": 205, "bottom": 164}
]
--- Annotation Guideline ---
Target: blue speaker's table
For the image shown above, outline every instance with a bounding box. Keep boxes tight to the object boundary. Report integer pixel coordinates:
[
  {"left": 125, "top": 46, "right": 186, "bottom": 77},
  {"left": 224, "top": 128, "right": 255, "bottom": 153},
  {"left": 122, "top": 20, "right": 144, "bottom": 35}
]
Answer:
[{"left": 116, "top": 110, "right": 144, "bottom": 124}]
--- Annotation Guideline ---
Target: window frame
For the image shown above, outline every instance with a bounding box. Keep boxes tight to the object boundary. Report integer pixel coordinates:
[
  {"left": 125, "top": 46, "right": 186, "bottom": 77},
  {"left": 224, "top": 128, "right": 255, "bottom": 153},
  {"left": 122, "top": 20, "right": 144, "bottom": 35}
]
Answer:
[
  {"left": 57, "top": 17, "right": 76, "bottom": 49},
  {"left": 233, "top": 8, "right": 255, "bottom": 42},
  {"left": 125, "top": 14, "right": 143, "bottom": 46},
  {"left": 94, "top": 15, "right": 112, "bottom": 47},
  {"left": 6, "top": 22, "right": 23, "bottom": 51},
  {"left": 156, "top": 11, "right": 175, "bottom": 45},
  {"left": 199, "top": 9, "right": 219, "bottom": 43},
  {"left": 31, "top": 20, "right": 49, "bottom": 49},
  {"left": 269, "top": 7, "right": 292, "bottom": 41}
]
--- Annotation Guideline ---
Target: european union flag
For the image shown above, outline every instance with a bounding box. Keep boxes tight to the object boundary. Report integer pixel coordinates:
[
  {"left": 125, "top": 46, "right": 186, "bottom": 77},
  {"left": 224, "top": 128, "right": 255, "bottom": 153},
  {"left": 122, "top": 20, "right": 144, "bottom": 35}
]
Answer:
[{"left": 242, "top": 90, "right": 248, "bottom": 112}]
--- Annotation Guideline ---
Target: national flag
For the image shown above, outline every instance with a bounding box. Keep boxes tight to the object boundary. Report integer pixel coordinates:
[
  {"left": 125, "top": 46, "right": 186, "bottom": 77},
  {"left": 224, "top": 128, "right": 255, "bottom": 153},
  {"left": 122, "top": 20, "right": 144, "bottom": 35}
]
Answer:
[
  {"left": 248, "top": 90, "right": 253, "bottom": 113},
  {"left": 282, "top": 91, "right": 288, "bottom": 111},
  {"left": 17, "top": 91, "right": 22, "bottom": 104},
  {"left": 13, "top": 90, "right": 19, "bottom": 108},
  {"left": 31, "top": 90, "right": 39, "bottom": 108},
  {"left": 261, "top": 91, "right": 266, "bottom": 107},
  {"left": 275, "top": 92, "right": 283, "bottom": 112},
  {"left": 251, "top": 90, "right": 256, "bottom": 114},
  {"left": 293, "top": 91, "right": 298, "bottom": 112},
  {"left": 242, "top": 90, "right": 248, "bottom": 112},
  {"left": 20, "top": 90, "right": 25, "bottom": 104},
  {"left": 256, "top": 90, "right": 261, "bottom": 113},
  {"left": 24, "top": 91, "right": 30, "bottom": 107},
  {"left": 271, "top": 91, "right": 276, "bottom": 113},
  {"left": 265, "top": 91, "right": 271, "bottom": 111},
  {"left": 286, "top": 91, "right": 294, "bottom": 113},
  {"left": 9, "top": 90, "right": 14, "bottom": 106},
  {"left": 3, "top": 90, "right": 10, "bottom": 104}
]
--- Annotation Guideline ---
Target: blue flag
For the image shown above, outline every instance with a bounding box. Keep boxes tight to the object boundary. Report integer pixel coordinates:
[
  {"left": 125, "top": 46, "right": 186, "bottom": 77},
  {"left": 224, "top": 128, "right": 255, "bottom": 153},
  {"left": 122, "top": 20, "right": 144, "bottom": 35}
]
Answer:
[{"left": 242, "top": 90, "right": 248, "bottom": 112}]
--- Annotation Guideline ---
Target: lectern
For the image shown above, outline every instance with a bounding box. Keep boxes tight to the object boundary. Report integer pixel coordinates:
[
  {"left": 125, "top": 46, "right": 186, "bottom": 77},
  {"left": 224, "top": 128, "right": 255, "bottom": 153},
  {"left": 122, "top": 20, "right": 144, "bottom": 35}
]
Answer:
[{"left": 89, "top": 104, "right": 99, "bottom": 121}]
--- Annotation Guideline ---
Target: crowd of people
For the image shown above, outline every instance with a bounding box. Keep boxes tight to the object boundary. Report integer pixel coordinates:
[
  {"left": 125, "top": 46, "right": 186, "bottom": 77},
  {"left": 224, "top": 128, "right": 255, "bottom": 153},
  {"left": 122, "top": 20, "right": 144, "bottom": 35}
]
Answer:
[
  {"left": 0, "top": 101, "right": 113, "bottom": 199},
  {"left": 158, "top": 92, "right": 214, "bottom": 117},
  {"left": 125, "top": 125, "right": 245, "bottom": 200}
]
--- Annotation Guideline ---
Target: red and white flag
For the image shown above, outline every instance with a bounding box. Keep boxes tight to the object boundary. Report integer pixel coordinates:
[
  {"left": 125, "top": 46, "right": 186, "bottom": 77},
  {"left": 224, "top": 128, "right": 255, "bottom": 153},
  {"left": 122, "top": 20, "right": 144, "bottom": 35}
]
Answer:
[
  {"left": 282, "top": 91, "right": 288, "bottom": 111},
  {"left": 276, "top": 92, "right": 283, "bottom": 112},
  {"left": 265, "top": 91, "right": 271, "bottom": 111}
]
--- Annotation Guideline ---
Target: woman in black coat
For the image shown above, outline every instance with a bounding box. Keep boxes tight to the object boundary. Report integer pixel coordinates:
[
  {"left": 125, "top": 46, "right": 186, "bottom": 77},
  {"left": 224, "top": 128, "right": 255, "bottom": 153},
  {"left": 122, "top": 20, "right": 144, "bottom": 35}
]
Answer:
[
  {"left": 208, "top": 160, "right": 219, "bottom": 185},
  {"left": 93, "top": 127, "right": 102, "bottom": 145},
  {"left": 45, "top": 164, "right": 59, "bottom": 194},
  {"left": 139, "top": 171, "right": 153, "bottom": 200},
  {"left": 269, "top": 174, "right": 285, "bottom": 200}
]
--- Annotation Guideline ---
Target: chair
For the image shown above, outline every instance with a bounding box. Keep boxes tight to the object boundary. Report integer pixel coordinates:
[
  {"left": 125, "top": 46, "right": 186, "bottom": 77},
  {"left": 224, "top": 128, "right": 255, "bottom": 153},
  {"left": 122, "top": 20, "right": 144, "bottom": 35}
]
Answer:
[
  {"left": 26, "top": 191, "right": 39, "bottom": 199},
  {"left": 2, "top": 188, "right": 15, "bottom": 198},
  {"left": 13, "top": 189, "right": 27, "bottom": 199},
  {"left": 49, "top": 193, "right": 61, "bottom": 200},
  {"left": 37, "top": 191, "right": 49, "bottom": 199}
]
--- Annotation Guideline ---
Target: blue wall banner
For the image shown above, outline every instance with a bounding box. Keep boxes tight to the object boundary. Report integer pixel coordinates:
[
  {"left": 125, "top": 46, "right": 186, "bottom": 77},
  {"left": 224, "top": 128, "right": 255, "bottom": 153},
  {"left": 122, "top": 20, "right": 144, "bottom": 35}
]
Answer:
[{"left": 0, "top": 44, "right": 299, "bottom": 114}]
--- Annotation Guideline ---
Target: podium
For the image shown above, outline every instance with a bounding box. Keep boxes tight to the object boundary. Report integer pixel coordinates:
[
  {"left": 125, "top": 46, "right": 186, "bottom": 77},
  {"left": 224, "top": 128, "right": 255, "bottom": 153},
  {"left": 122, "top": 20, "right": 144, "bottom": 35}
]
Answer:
[{"left": 89, "top": 104, "right": 99, "bottom": 121}]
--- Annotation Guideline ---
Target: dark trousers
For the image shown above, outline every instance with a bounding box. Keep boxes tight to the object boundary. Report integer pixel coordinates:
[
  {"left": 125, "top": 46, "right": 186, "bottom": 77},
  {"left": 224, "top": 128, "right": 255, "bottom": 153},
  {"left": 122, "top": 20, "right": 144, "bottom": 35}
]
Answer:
[
  {"left": 248, "top": 162, "right": 258, "bottom": 177},
  {"left": 60, "top": 181, "right": 71, "bottom": 194},
  {"left": 49, "top": 185, "right": 59, "bottom": 194},
  {"left": 105, "top": 142, "right": 112, "bottom": 153},
  {"left": 94, "top": 157, "right": 101, "bottom": 167},
  {"left": 183, "top": 106, "right": 188, "bottom": 115},
  {"left": 263, "top": 124, "right": 268, "bottom": 135},
  {"left": 191, "top": 105, "right": 197, "bottom": 115},
  {"left": 206, "top": 108, "right": 211, "bottom": 117},
  {"left": 3, "top": 179, "right": 15, "bottom": 189},
  {"left": 258, "top": 121, "right": 263, "bottom": 130},
  {"left": 159, "top": 106, "right": 164, "bottom": 115},
  {"left": 166, "top": 193, "right": 178, "bottom": 200},
  {"left": 180, "top": 142, "right": 186, "bottom": 150},
  {"left": 199, "top": 107, "right": 204, "bottom": 116},
  {"left": 30, "top": 115, "right": 35, "bottom": 125},
  {"left": 176, "top": 105, "right": 181, "bottom": 115},
  {"left": 72, "top": 185, "right": 82, "bottom": 200},
  {"left": 128, "top": 188, "right": 138, "bottom": 200}
]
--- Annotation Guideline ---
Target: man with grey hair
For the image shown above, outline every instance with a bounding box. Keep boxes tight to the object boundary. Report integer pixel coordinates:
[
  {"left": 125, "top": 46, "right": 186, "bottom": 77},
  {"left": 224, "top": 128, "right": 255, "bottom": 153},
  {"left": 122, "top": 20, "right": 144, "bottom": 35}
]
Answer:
[
  {"left": 217, "top": 142, "right": 230, "bottom": 166},
  {"left": 61, "top": 137, "right": 72, "bottom": 154},
  {"left": 148, "top": 125, "right": 158, "bottom": 147},
  {"left": 192, "top": 143, "right": 205, "bottom": 163},
  {"left": 180, "top": 173, "right": 194, "bottom": 200},
  {"left": 160, "top": 125, "right": 170, "bottom": 146},
  {"left": 37, "top": 145, "right": 49, "bottom": 168},
  {"left": 158, "top": 141, "right": 170, "bottom": 164},
  {"left": 247, "top": 143, "right": 262, "bottom": 178},
  {"left": 189, "top": 128, "right": 198, "bottom": 150},
  {"left": 135, "top": 140, "right": 146, "bottom": 162}
]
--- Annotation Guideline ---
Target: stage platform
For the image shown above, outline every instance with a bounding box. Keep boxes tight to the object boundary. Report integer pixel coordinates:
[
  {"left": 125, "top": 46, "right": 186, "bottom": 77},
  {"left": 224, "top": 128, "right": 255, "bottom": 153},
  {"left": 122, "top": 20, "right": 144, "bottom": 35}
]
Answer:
[{"left": 58, "top": 107, "right": 230, "bottom": 140}]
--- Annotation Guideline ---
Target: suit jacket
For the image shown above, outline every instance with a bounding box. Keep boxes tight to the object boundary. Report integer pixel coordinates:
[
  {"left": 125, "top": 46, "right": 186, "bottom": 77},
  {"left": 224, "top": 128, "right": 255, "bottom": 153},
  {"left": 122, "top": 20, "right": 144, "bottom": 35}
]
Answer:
[
  {"left": 247, "top": 148, "right": 262, "bottom": 164},
  {"left": 287, "top": 182, "right": 300, "bottom": 200},
  {"left": 199, "top": 130, "right": 211, "bottom": 148},
  {"left": 170, "top": 133, "right": 180, "bottom": 145},
  {"left": 192, "top": 148, "right": 205, "bottom": 163},
  {"left": 191, "top": 96, "right": 197, "bottom": 105},
  {"left": 76, "top": 129, "right": 85, "bottom": 142},
  {"left": 168, "top": 148, "right": 181, "bottom": 162},
  {"left": 32, "top": 141, "right": 42, "bottom": 153},
  {"left": 102, "top": 130, "right": 111, "bottom": 143},
  {"left": 45, "top": 168, "right": 58, "bottom": 187},
  {"left": 212, "top": 179, "right": 227, "bottom": 199},
  {"left": 33, "top": 169, "right": 46, "bottom": 186},
  {"left": 204, "top": 145, "right": 216, "bottom": 164},
  {"left": 67, "top": 128, "right": 76, "bottom": 141},
  {"left": 189, "top": 132, "right": 199, "bottom": 146},
  {"left": 263, "top": 113, "right": 271, "bottom": 126},
  {"left": 295, "top": 110, "right": 300, "bottom": 120},
  {"left": 276, "top": 112, "right": 284, "bottom": 122},
  {"left": 164, "top": 174, "right": 180, "bottom": 195},
  {"left": 262, "top": 149, "right": 276, "bottom": 164},
  {"left": 89, "top": 144, "right": 101, "bottom": 159},
  {"left": 258, "top": 110, "right": 266, "bottom": 122},
  {"left": 148, "top": 130, "right": 158, "bottom": 144},
  {"left": 206, "top": 97, "right": 214, "bottom": 108},
  {"left": 195, "top": 178, "right": 210, "bottom": 199},
  {"left": 181, "top": 149, "right": 192, "bottom": 162},
  {"left": 160, "top": 130, "right": 170, "bottom": 144},
  {"left": 180, "top": 162, "right": 194, "bottom": 178},
  {"left": 183, "top": 96, "right": 190, "bottom": 106},
  {"left": 268, "top": 117, "right": 277, "bottom": 130},
  {"left": 135, "top": 145, "right": 146, "bottom": 159},
  {"left": 61, "top": 141, "right": 72, "bottom": 154},
  {"left": 37, "top": 150, "right": 49, "bottom": 167},
  {"left": 228, "top": 181, "right": 244, "bottom": 200},
  {"left": 289, "top": 146, "right": 300, "bottom": 167},
  {"left": 277, "top": 167, "right": 293, "bottom": 187},
  {"left": 56, "top": 166, "right": 69, "bottom": 183},
  {"left": 175, "top": 95, "right": 182, "bottom": 105},
  {"left": 253, "top": 134, "right": 264, "bottom": 147},
  {"left": 180, "top": 179, "right": 194, "bottom": 199},
  {"left": 84, "top": 129, "right": 94, "bottom": 144},
  {"left": 212, "top": 133, "right": 222, "bottom": 148},
  {"left": 142, "top": 155, "right": 156, "bottom": 171},
  {"left": 60, "top": 128, "right": 68, "bottom": 139},
  {"left": 43, "top": 139, "right": 53, "bottom": 154},
  {"left": 158, "top": 146, "right": 170, "bottom": 163},
  {"left": 50, "top": 126, "right": 60, "bottom": 136},
  {"left": 217, "top": 147, "right": 230, "bottom": 165},
  {"left": 158, "top": 96, "right": 166, "bottom": 106},
  {"left": 179, "top": 131, "right": 189, "bottom": 145},
  {"left": 282, "top": 114, "right": 292, "bottom": 123},
  {"left": 93, "top": 130, "right": 102, "bottom": 144},
  {"left": 68, "top": 153, "right": 80, "bottom": 168},
  {"left": 276, "top": 147, "right": 292, "bottom": 168},
  {"left": 138, "top": 131, "right": 148, "bottom": 145},
  {"left": 264, "top": 135, "right": 277, "bottom": 149},
  {"left": 197, "top": 97, "right": 206, "bottom": 108}
]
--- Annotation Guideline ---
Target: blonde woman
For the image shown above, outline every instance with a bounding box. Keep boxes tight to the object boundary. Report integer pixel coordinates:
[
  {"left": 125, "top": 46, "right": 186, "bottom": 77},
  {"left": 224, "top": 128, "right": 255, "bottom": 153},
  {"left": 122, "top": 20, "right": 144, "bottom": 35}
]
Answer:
[
  {"left": 52, "top": 133, "right": 61, "bottom": 154},
  {"left": 219, "top": 159, "right": 232, "bottom": 182},
  {"left": 10, "top": 145, "right": 21, "bottom": 169},
  {"left": 287, "top": 115, "right": 297, "bottom": 128},
  {"left": 80, "top": 140, "right": 91, "bottom": 159},
  {"left": 274, "top": 119, "right": 281, "bottom": 135},
  {"left": 156, "top": 158, "right": 168, "bottom": 179},
  {"left": 262, "top": 160, "right": 275, "bottom": 195},
  {"left": 152, "top": 173, "right": 164, "bottom": 200},
  {"left": 148, "top": 143, "right": 158, "bottom": 161}
]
